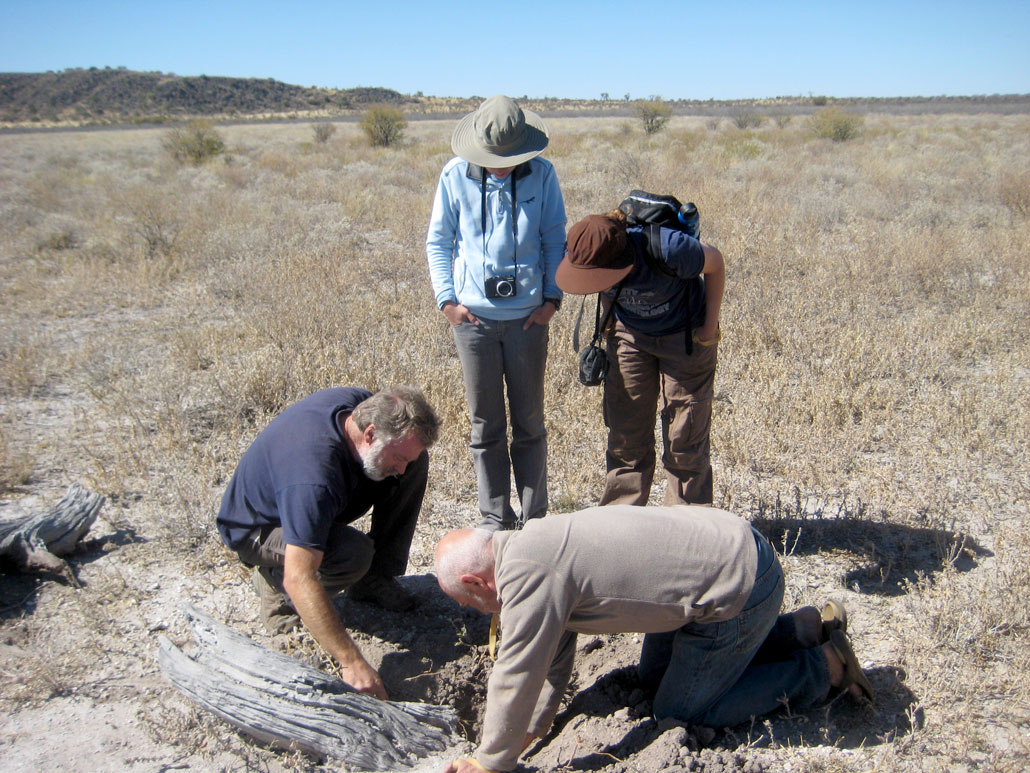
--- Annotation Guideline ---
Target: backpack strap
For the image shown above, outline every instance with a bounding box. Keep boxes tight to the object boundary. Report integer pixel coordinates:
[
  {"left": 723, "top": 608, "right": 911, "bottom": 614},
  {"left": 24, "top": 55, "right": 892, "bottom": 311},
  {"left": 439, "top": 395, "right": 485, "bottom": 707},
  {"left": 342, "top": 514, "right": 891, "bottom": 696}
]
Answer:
[
  {"left": 640, "top": 223, "right": 695, "bottom": 355},
  {"left": 592, "top": 286, "right": 623, "bottom": 345},
  {"left": 642, "top": 222, "right": 677, "bottom": 278}
]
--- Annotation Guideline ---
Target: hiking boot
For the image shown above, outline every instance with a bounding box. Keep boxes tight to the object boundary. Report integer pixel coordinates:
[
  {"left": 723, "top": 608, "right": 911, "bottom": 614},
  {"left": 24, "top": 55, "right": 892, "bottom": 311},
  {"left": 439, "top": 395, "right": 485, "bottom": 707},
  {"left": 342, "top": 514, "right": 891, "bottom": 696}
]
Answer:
[
  {"left": 827, "top": 628, "right": 874, "bottom": 702},
  {"left": 347, "top": 572, "right": 417, "bottom": 612},
  {"left": 820, "top": 599, "right": 848, "bottom": 643},
  {"left": 251, "top": 565, "right": 300, "bottom": 634}
]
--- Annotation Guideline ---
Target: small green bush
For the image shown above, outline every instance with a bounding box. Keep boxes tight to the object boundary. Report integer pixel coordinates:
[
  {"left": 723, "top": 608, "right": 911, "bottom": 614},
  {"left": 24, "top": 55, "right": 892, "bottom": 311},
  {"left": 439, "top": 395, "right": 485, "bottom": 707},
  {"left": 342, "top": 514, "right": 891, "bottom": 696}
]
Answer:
[
  {"left": 635, "top": 98, "right": 672, "bottom": 136},
  {"left": 722, "top": 137, "right": 762, "bottom": 160},
  {"left": 811, "top": 106, "right": 863, "bottom": 142},
  {"left": 163, "top": 120, "right": 225, "bottom": 164},
  {"left": 361, "top": 106, "right": 407, "bottom": 147}
]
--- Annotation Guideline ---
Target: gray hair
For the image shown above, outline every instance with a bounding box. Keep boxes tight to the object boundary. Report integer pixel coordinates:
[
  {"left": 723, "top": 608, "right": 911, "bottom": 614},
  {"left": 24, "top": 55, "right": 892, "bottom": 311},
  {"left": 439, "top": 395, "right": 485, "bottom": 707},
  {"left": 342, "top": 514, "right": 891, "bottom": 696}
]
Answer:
[{"left": 351, "top": 385, "right": 441, "bottom": 447}]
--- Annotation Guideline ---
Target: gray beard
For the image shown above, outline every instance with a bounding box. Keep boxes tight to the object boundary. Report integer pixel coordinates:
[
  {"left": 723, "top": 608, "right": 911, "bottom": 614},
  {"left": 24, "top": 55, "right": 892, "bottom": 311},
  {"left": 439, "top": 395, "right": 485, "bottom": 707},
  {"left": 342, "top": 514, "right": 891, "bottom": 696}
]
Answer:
[{"left": 360, "top": 437, "right": 390, "bottom": 481}]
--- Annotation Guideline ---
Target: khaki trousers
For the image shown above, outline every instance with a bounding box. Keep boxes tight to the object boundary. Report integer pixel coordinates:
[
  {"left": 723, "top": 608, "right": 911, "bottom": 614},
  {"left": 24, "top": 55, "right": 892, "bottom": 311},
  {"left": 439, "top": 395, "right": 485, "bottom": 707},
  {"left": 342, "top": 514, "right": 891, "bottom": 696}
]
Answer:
[{"left": 599, "top": 321, "right": 718, "bottom": 506}]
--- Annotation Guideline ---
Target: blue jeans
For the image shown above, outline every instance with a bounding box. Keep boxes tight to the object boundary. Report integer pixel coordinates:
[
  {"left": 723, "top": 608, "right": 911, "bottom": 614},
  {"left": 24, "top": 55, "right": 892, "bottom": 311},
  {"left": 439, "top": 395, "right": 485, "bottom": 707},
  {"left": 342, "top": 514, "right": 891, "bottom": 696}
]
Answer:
[
  {"left": 638, "top": 530, "right": 831, "bottom": 727},
  {"left": 452, "top": 316, "right": 548, "bottom": 530}
]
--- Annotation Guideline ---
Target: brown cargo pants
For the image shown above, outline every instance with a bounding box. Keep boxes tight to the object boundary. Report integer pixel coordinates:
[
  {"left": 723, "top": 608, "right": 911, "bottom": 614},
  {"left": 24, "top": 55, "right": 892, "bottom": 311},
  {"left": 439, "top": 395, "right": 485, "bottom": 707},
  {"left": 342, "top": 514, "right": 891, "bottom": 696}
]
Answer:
[{"left": 599, "top": 320, "right": 718, "bottom": 506}]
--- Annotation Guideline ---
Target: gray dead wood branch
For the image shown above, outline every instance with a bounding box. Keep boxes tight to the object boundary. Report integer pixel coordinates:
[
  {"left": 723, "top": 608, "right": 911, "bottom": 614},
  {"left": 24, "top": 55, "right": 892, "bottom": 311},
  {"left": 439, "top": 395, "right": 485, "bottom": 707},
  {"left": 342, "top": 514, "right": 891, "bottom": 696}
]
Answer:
[
  {"left": 0, "top": 483, "right": 103, "bottom": 575},
  {"left": 158, "top": 604, "right": 459, "bottom": 770}
]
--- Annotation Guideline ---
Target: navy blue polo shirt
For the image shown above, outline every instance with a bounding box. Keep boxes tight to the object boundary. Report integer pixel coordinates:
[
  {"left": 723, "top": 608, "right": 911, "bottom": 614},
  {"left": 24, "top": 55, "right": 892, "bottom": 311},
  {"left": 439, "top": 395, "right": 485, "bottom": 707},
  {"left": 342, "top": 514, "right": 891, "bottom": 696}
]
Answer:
[
  {"left": 216, "top": 387, "right": 373, "bottom": 551},
  {"left": 602, "top": 225, "right": 707, "bottom": 337}
]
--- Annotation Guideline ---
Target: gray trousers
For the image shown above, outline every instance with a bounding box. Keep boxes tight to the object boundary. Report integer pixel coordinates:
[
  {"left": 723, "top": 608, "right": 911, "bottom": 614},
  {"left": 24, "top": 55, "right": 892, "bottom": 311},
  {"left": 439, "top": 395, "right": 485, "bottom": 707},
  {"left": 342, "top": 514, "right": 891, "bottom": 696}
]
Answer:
[{"left": 452, "top": 316, "right": 549, "bottom": 530}]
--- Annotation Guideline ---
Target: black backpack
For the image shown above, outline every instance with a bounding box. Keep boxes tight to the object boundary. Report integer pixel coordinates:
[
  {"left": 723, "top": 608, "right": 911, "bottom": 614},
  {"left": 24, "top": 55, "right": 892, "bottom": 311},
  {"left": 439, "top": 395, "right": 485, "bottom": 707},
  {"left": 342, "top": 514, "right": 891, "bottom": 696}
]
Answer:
[
  {"left": 572, "top": 191, "right": 704, "bottom": 385},
  {"left": 617, "top": 189, "right": 700, "bottom": 277}
]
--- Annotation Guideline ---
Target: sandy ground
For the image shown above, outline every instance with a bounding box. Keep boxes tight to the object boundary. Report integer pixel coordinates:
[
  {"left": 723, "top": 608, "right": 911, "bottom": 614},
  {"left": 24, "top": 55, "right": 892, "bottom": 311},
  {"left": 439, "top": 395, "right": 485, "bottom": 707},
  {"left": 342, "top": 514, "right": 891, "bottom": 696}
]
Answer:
[{"left": 4, "top": 479, "right": 995, "bottom": 773}]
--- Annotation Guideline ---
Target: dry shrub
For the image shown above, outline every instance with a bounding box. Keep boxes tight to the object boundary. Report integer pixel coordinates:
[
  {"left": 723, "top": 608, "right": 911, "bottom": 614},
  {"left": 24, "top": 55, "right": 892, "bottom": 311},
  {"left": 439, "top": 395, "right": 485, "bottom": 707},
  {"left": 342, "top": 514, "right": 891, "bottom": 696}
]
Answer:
[
  {"left": 732, "top": 110, "right": 764, "bottom": 129},
  {"left": 811, "top": 106, "right": 864, "bottom": 141},
  {"left": 255, "top": 149, "right": 298, "bottom": 176},
  {"left": 635, "top": 98, "right": 671, "bottom": 135},
  {"left": 719, "top": 135, "right": 762, "bottom": 160},
  {"left": 311, "top": 121, "right": 336, "bottom": 144},
  {"left": 0, "top": 422, "right": 34, "bottom": 492},
  {"left": 119, "top": 184, "right": 182, "bottom": 259},
  {"left": 162, "top": 120, "right": 226, "bottom": 164},
  {"left": 361, "top": 105, "right": 407, "bottom": 147},
  {"left": 0, "top": 337, "right": 47, "bottom": 397},
  {"left": 999, "top": 167, "right": 1030, "bottom": 216}
]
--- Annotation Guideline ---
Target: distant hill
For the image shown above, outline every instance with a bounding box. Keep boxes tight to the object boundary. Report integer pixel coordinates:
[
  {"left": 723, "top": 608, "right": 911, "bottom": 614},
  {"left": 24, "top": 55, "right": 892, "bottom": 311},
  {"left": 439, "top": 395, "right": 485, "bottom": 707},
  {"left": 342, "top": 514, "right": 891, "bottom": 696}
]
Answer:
[
  {"left": 0, "top": 67, "right": 413, "bottom": 124},
  {"left": 2, "top": 68, "right": 1028, "bottom": 127}
]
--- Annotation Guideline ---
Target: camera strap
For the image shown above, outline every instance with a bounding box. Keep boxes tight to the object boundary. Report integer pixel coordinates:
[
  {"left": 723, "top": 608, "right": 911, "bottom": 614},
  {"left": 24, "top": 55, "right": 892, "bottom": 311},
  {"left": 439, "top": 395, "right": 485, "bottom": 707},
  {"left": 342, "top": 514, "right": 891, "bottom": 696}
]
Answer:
[{"left": 480, "top": 169, "right": 519, "bottom": 277}]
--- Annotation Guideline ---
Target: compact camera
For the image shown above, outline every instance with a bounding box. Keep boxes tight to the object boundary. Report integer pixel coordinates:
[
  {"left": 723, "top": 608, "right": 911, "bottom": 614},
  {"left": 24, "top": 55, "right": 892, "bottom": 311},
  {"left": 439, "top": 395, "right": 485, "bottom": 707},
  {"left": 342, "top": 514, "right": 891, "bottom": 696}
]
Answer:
[{"left": 485, "top": 275, "right": 518, "bottom": 299}]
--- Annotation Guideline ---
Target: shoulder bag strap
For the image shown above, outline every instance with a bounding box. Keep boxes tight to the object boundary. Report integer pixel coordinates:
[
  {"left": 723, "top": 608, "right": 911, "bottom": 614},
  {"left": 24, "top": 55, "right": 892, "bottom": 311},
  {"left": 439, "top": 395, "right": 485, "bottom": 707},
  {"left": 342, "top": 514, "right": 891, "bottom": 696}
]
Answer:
[{"left": 572, "top": 285, "right": 623, "bottom": 354}]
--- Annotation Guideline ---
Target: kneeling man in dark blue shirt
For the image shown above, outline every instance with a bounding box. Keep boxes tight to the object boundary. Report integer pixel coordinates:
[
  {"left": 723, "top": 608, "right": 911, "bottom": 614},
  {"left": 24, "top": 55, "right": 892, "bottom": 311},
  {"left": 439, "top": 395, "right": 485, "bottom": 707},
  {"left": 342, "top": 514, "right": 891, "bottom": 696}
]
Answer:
[{"left": 217, "top": 385, "right": 441, "bottom": 699}]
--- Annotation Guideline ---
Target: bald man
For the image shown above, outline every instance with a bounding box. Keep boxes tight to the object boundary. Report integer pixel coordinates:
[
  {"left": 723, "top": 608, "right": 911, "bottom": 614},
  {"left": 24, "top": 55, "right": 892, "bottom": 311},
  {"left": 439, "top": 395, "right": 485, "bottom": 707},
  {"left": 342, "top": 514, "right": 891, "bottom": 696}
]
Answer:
[{"left": 434, "top": 505, "right": 871, "bottom": 773}]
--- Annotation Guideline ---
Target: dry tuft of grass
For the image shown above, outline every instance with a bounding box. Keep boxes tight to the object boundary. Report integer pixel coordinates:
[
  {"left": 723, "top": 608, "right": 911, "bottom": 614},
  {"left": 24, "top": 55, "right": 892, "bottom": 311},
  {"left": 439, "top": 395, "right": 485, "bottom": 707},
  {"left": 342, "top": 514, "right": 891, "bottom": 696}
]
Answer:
[
  {"left": 0, "top": 421, "right": 33, "bottom": 492},
  {"left": 999, "top": 166, "right": 1030, "bottom": 217}
]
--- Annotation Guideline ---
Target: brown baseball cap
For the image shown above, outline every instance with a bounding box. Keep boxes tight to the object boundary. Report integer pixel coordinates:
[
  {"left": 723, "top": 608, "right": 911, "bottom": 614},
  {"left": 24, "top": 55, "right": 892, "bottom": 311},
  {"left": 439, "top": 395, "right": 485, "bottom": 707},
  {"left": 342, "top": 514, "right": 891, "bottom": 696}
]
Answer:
[{"left": 555, "top": 215, "right": 635, "bottom": 295}]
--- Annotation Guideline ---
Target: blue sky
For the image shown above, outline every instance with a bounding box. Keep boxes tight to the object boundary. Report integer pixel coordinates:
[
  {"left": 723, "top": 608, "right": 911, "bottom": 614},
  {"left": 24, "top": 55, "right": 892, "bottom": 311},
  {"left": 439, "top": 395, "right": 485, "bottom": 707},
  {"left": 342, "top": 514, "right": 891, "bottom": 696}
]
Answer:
[{"left": 1, "top": 0, "right": 1027, "bottom": 100}]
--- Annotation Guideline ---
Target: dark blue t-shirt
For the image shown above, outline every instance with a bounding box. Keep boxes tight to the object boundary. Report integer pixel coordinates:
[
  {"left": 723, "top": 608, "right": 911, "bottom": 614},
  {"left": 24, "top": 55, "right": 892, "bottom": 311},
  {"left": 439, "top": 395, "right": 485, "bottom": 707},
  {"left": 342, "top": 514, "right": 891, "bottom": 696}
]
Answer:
[
  {"left": 216, "top": 387, "right": 374, "bottom": 550},
  {"left": 602, "top": 225, "right": 707, "bottom": 337}
]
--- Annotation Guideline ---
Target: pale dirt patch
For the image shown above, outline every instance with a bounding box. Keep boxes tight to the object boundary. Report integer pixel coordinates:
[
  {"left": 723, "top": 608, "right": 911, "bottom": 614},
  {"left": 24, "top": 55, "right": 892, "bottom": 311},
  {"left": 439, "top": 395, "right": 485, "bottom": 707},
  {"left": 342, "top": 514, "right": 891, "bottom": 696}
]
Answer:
[{"left": 1, "top": 483, "right": 983, "bottom": 773}]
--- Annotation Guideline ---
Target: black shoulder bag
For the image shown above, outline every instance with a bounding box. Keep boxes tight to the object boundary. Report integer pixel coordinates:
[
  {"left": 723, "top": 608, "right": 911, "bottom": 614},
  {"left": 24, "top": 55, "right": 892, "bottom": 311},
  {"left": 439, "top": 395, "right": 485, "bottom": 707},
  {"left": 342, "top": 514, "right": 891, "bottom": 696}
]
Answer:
[{"left": 573, "top": 286, "right": 623, "bottom": 386}]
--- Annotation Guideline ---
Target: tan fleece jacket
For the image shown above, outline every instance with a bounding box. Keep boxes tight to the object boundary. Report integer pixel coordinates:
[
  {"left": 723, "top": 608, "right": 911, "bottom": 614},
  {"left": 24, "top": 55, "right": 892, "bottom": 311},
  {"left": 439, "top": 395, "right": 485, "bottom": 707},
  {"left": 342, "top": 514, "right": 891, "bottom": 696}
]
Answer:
[{"left": 476, "top": 504, "right": 757, "bottom": 771}]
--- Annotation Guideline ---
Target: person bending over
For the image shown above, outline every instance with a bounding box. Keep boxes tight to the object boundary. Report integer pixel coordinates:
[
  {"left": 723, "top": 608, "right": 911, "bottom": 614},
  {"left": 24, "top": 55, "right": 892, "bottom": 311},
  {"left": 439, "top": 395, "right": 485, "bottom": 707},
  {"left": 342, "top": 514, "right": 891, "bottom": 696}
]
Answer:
[
  {"left": 556, "top": 210, "right": 724, "bottom": 506},
  {"left": 217, "top": 385, "right": 441, "bottom": 699},
  {"left": 434, "top": 505, "right": 871, "bottom": 772}
]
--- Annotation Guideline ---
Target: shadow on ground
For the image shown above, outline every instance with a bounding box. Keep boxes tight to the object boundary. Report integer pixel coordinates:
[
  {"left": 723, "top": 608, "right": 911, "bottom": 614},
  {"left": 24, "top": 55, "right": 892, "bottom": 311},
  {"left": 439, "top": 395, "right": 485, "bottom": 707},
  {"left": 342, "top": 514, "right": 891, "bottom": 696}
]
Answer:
[
  {"left": 528, "top": 661, "right": 920, "bottom": 771},
  {"left": 751, "top": 514, "right": 991, "bottom": 596},
  {"left": 0, "top": 525, "right": 144, "bottom": 619}
]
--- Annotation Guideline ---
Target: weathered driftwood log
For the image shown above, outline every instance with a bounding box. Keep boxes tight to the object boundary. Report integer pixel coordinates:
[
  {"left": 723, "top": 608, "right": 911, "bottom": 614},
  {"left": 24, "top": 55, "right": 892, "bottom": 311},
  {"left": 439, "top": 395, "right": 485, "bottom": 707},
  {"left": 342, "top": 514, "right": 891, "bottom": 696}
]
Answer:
[
  {"left": 158, "top": 605, "right": 459, "bottom": 770},
  {"left": 0, "top": 484, "right": 104, "bottom": 575}
]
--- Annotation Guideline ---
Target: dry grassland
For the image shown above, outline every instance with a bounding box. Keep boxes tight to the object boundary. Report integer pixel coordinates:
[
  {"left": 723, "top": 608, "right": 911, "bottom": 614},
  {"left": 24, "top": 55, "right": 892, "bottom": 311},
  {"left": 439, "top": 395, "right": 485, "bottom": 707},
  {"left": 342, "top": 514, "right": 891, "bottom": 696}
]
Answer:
[{"left": 1, "top": 111, "right": 1028, "bottom": 770}]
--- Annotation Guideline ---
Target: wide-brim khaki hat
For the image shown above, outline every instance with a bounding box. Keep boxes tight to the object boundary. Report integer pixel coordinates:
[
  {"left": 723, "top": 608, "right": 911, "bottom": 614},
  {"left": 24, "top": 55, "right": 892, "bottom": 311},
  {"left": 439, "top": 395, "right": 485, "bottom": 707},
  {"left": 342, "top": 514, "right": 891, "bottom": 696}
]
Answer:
[
  {"left": 555, "top": 215, "right": 635, "bottom": 295},
  {"left": 451, "top": 95, "right": 549, "bottom": 167}
]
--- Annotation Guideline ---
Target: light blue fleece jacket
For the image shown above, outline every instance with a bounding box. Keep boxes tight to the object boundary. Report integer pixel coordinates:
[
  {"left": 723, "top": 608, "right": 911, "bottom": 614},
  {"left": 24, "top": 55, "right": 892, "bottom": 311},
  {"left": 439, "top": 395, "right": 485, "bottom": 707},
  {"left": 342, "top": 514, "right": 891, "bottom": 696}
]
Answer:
[{"left": 426, "top": 156, "right": 566, "bottom": 320}]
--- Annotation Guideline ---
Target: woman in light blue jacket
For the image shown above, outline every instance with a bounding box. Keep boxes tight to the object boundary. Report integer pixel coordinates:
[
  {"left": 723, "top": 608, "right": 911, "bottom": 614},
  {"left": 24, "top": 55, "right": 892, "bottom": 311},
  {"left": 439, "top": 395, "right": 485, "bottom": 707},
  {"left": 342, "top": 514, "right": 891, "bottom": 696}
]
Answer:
[{"left": 426, "top": 95, "right": 567, "bottom": 531}]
